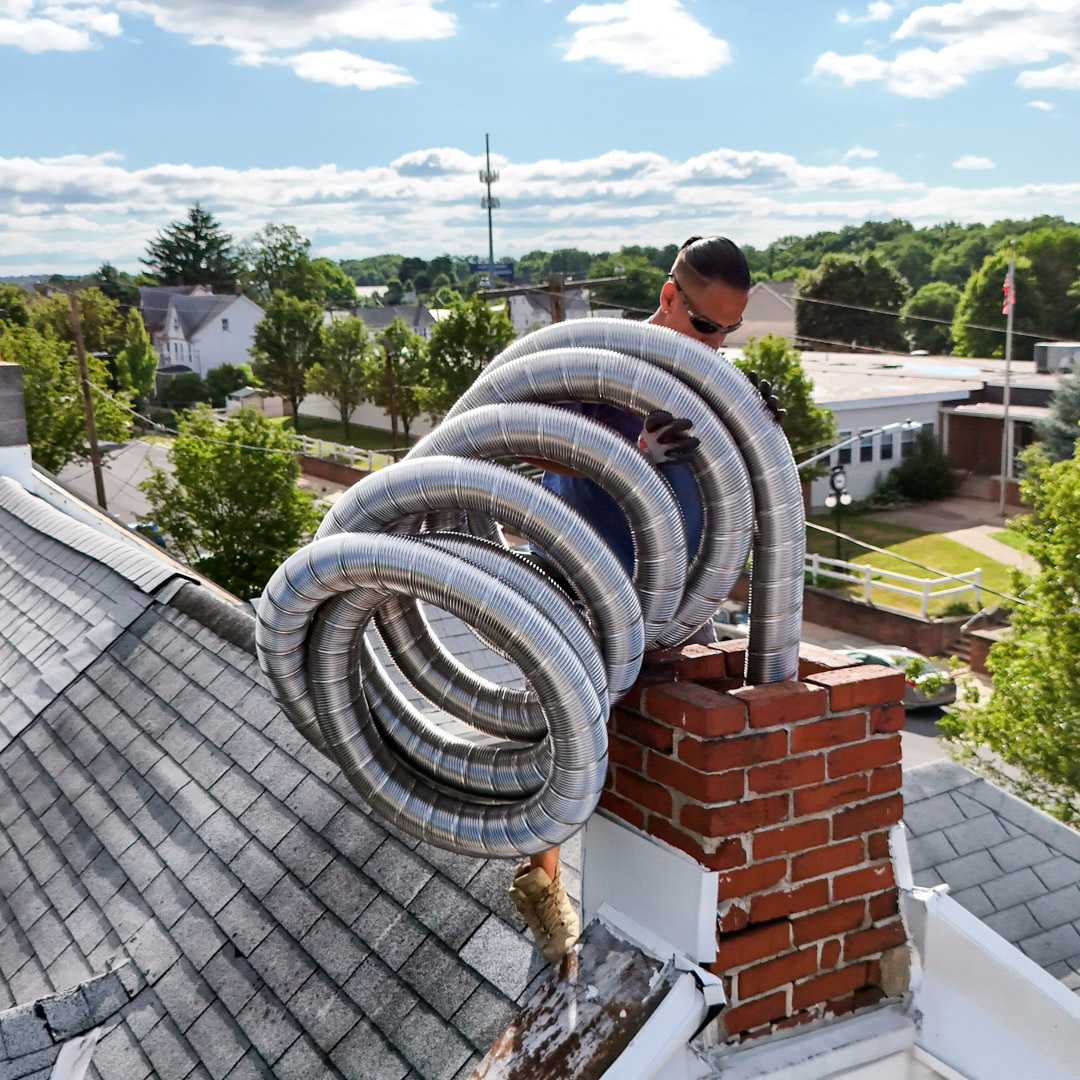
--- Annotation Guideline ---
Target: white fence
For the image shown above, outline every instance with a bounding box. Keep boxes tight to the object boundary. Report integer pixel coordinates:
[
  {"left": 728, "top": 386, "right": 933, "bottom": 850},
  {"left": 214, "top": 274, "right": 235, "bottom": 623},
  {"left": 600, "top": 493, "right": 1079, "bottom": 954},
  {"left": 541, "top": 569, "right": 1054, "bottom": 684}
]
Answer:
[
  {"left": 292, "top": 434, "right": 408, "bottom": 473},
  {"left": 806, "top": 552, "right": 982, "bottom": 617}
]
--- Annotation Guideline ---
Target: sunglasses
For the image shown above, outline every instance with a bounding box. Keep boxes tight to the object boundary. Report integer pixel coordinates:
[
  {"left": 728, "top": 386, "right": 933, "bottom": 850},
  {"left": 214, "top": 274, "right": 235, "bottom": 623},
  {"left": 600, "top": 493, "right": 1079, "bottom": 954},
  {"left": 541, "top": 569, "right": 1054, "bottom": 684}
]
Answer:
[{"left": 670, "top": 273, "right": 743, "bottom": 337}]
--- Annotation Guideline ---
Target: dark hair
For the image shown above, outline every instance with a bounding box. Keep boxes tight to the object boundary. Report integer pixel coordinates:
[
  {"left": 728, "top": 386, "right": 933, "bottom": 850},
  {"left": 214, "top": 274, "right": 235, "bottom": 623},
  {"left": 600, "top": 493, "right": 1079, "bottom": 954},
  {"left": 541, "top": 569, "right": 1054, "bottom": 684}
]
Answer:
[{"left": 677, "top": 235, "right": 751, "bottom": 292}]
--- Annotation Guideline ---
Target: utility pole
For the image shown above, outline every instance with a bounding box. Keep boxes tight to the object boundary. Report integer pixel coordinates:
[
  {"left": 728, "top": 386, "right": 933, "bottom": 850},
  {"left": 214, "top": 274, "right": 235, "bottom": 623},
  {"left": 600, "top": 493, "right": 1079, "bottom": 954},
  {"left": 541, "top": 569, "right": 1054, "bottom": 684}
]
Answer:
[
  {"left": 479, "top": 134, "right": 500, "bottom": 287},
  {"left": 67, "top": 290, "right": 108, "bottom": 510},
  {"left": 998, "top": 239, "right": 1016, "bottom": 518},
  {"left": 548, "top": 274, "right": 565, "bottom": 323}
]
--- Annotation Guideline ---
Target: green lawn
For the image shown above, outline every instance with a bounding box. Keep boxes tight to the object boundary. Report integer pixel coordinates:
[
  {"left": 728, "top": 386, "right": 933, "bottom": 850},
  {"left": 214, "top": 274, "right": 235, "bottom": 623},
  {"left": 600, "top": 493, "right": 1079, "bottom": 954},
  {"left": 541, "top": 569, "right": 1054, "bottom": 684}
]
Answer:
[
  {"left": 990, "top": 527, "right": 1030, "bottom": 554},
  {"left": 807, "top": 513, "right": 1015, "bottom": 617},
  {"left": 278, "top": 415, "right": 417, "bottom": 452}
]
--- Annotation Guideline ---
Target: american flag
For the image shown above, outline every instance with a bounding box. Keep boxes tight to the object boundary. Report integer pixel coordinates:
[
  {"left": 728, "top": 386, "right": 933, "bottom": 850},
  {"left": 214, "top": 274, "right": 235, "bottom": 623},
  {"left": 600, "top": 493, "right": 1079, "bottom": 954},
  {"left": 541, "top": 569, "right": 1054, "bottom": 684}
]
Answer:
[{"left": 1002, "top": 266, "right": 1015, "bottom": 315}]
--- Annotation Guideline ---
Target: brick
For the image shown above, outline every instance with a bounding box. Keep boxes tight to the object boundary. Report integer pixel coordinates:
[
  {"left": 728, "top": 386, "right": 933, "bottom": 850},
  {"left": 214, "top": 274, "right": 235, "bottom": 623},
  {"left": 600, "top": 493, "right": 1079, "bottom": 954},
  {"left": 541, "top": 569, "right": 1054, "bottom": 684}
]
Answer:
[
  {"left": 868, "top": 889, "right": 899, "bottom": 922},
  {"left": 753, "top": 820, "right": 830, "bottom": 861},
  {"left": 737, "top": 948, "right": 817, "bottom": 998},
  {"left": 870, "top": 764, "right": 903, "bottom": 797},
  {"left": 713, "top": 921, "right": 792, "bottom": 970},
  {"left": 820, "top": 939, "right": 841, "bottom": 969},
  {"left": 832, "top": 795, "right": 904, "bottom": 840},
  {"left": 614, "top": 768, "right": 672, "bottom": 816},
  {"left": 794, "top": 775, "right": 869, "bottom": 817},
  {"left": 867, "top": 831, "right": 890, "bottom": 860},
  {"left": 598, "top": 791, "right": 644, "bottom": 830},
  {"left": 678, "top": 730, "right": 787, "bottom": 773},
  {"left": 708, "top": 638, "right": 750, "bottom": 677},
  {"left": 792, "top": 900, "right": 866, "bottom": 946},
  {"left": 806, "top": 666, "right": 905, "bottom": 711},
  {"left": 832, "top": 862, "right": 895, "bottom": 902},
  {"left": 642, "top": 682, "right": 747, "bottom": 737},
  {"left": 730, "top": 682, "right": 829, "bottom": 729},
  {"left": 645, "top": 643, "right": 730, "bottom": 681},
  {"left": 646, "top": 817, "right": 745, "bottom": 871},
  {"left": 682, "top": 795, "right": 788, "bottom": 839},
  {"left": 797, "top": 644, "right": 861, "bottom": 678},
  {"left": 612, "top": 710, "right": 674, "bottom": 753},
  {"left": 852, "top": 986, "right": 888, "bottom": 1010},
  {"left": 791, "top": 840, "right": 864, "bottom": 882},
  {"left": 751, "top": 880, "right": 829, "bottom": 923},
  {"left": 748, "top": 755, "right": 825, "bottom": 795},
  {"left": 791, "top": 962, "right": 870, "bottom": 1011},
  {"left": 871, "top": 704, "right": 905, "bottom": 734},
  {"left": 607, "top": 735, "right": 643, "bottom": 771},
  {"left": 827, "top": 736, "right": 901, "bottom": 779},
  {"left": 790, "top": 714, "right": 867, "bottom": 754},
  {"left": 719, "top": 991, "right": 787, "bottom": 1038},
  {"left": 844, "top": 920, "right": 906, "bottom": 961},
  {"left": 716, "top": 860, "right": 787, "bottom": 902},
  {"left": 718, "top": 903, "right": 750, "bottom": 933},
  {"left": 646, "top": 753, "right": 744, "bottom": 804}
]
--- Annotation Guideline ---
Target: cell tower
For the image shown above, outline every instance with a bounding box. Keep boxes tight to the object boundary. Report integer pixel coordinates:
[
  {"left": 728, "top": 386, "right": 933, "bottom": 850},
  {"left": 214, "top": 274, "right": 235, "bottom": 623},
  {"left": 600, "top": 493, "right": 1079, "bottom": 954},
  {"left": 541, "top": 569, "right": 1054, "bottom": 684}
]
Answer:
[{"left": 479, "top": 133, "right": 500, "bottom": 285}]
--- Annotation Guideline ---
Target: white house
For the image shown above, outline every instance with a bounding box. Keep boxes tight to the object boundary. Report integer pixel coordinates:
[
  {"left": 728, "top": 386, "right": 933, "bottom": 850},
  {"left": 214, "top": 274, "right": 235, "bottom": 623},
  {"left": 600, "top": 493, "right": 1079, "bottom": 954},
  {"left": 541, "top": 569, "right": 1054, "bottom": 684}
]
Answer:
[
  {"left": 506, "top": 290, "right": 591, "bottom": 336},
  {"left": 353, "top": 304, "right": 435, "bottom": 341},
  {"left": 138, "top": 286, "right": 265, "bottom": 377},
  {"left": 724, "top": 279, "right": 796, "bottom": 347}
]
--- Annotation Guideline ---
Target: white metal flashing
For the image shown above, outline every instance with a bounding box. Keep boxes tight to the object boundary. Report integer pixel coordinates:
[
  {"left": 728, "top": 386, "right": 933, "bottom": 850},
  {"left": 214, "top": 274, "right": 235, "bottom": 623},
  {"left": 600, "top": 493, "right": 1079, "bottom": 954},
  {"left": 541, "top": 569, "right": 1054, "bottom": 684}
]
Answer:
[
  {"left": 583, "top": 811, "right": 719, "bottom": 963},
  {"left": 0, "top": 444, "right": 33, "bottom": 486}
]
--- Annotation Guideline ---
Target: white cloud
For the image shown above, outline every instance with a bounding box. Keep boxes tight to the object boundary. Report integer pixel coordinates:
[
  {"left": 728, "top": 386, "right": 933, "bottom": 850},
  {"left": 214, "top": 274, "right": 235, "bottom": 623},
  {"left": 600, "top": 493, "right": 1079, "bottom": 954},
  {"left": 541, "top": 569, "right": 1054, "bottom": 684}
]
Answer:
[
  {"left": 837, "top": 2, "right": 893, "bottom": 25},
  {"left": 7, "top": 143, "right": 1080, "bottom": 275},
  {"left": 1027, "top": 98, "right": 1054, "bottom": 108},
  {"left": 0, "top": 12, "right": 94, "bottom": 50},
  {"left": 953, "top": 154, "right": 995, "bottom": 169},
  {"left": 278, "top": 50, "right": 414, "bottom": 89},
  {"left": 813, "top": 0, "right": 1080, "bottom": 98},
  {"left": 842, "top": 146, "right": 880, "bottom": 161},
  {"left": 563, "top": 0, "right": 731, "bottom": 78}
]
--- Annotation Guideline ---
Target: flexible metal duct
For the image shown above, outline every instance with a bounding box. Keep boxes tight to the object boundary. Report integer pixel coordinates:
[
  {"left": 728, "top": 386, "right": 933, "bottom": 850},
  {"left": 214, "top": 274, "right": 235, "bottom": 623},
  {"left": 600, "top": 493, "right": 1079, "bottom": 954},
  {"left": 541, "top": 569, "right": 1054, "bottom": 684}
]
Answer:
[{"left": 256, "top": 319, "right": 804, "bottom": 856}]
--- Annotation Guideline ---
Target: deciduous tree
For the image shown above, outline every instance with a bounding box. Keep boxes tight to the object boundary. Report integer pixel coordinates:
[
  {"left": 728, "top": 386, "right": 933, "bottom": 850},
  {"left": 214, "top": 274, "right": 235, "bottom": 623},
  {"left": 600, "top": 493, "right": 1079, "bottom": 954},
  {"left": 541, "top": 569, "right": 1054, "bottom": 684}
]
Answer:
[
  {"left": 307, "top": 317, "right": 372, "bottom": 437},
  {"left": 114, "top": 308, "right": 158, "bottom": 401},
  {"left": 366, "top": 318, "right": 428, "bottom": 444},
  {"left": 139, "top": 405, "right": 319, "bottom": 599},
  {"left": 903, "top": 281, "right": 961, "bottom": 354},
  {"left": 249, "top": 292, "right": 324, "bottom": 431},
  {"left": 951, "top": 251, "right": 1043, "bottom": 361},
  {"left": 142, "top": 203, "right": 241, "bottom": 291},
  {"left": 205, "top": 363, "right": 258, "bottom": 409}
]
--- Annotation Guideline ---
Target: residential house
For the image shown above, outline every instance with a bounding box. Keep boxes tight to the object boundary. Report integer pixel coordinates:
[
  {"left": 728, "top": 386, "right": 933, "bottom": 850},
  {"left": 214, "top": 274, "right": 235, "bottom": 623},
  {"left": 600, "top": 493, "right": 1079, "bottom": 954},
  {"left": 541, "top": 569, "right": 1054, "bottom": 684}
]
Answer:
[
  {"left": 506, "top": 290, "right": 590, "bottom": 336},
  {"left": 355, "top": 304, "right": 435, "bottom": 341},
  {"left": 138, "top": 286, "right": 264, "bottom": 378},
  {"left": 724, "top": 279, "right": 797, "bottom": 347},
  {"left": 225, "top": 386, "right": 286, "bottom": 418}
]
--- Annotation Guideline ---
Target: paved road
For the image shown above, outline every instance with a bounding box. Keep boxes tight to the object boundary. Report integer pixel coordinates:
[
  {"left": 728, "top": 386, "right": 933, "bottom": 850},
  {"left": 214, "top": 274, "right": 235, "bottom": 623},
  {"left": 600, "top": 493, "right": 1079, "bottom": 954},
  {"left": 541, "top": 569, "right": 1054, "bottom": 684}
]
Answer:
[{"left": 57, "top": 439, "right": 171, "bottom": 522}]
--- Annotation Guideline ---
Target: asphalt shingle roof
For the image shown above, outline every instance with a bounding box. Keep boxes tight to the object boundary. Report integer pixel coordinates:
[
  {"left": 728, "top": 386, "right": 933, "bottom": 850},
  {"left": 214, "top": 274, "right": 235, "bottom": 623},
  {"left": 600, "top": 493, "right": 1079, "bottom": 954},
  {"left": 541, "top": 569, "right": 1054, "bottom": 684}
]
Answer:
[
  {"left": 903, "top": 759, "right": 1080, "bottom": 994},
  {"left": 0, "top": 480, "right": 552, "bottom": 1079}
]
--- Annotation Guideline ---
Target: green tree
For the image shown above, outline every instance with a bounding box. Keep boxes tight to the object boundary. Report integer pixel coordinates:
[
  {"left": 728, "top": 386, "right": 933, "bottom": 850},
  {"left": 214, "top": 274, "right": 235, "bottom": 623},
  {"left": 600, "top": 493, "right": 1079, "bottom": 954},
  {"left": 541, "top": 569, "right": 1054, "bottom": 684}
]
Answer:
[
  {"left": 142, "top": 203, "right": 241, "bottom": 291},
  {"left": 139, "top": 405, "right": 319, "bottom": 599},
  {"left": 903, "top": 282, "right": 961, "bottom": 354},
  {"left": 951, "top": 251, "right": 1043, "bottom": 360},
  {"left": 732, "top": 334, "right": 837, "bottom": 478},
  {"left": 92, "top": 262, "right": 138, "bottom": 306},
  {"left": 0, "top": 284, "right": 30, "bottom": 328},
  {"left": 941, "top": 444, "right": 1080, "bottom": 820},
  {"left": 312, "top": 258, "right": 358, "bottom": 308},
  {"left": 588, "top": 254, "right": 665, "bottom": 317},
  {"left": 307, "top": 317, "right": 372, "bottom": 437},
  {"left": 114, "top": 308, "right": 158, "bottom": 400},
  {"left": 159, "top": 372, "right": 209, "bottom": 410},
  {"left": 383, "top": 277, "right": 405, "bottom": 306},
  {"left": 244, "top": 223, "right": 323, "bottom": 302},
  {"left": 366, "top": 318, "right": 428, "bottom": 444},
  {"left": 205, "top": 363, "right": 258, "bottom": 409},
  {"left": 1018, "top": 226, "right": 1080, "bottom": 340},
  {"left": 881, "top": 233, "right": 935, "bottom": 292},
  {"left": 795, "top": 253, "right": 910, "bottom": 352},
  {"left": 873, "top": 429, "right": 954, "bottom": 503},
  {"left": 32, "top": 286, "right": 125, "bottom": 356},
  {"left": 1036, "top": 367, "right": 1080, "bottom": 462},
  {"left": 425, "top": 295, "right": 516, "bottom": 417},
  {"left": 249, "top": 292, "right": 324, "bottom": 432},
  {"left": 0, "top": 324, "right": 130, "bottom": 473}
]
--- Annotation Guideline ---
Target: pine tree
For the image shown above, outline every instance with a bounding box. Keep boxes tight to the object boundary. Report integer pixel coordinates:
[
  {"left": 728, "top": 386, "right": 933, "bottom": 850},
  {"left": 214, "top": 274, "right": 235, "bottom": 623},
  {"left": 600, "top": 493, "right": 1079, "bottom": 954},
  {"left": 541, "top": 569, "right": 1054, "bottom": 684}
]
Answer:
[
  {"left": 142, "top": 203, "right": 242, "bottom": 291},
  {"left": 1036, "top": 367, "right": 1080, "bottom": 462}
]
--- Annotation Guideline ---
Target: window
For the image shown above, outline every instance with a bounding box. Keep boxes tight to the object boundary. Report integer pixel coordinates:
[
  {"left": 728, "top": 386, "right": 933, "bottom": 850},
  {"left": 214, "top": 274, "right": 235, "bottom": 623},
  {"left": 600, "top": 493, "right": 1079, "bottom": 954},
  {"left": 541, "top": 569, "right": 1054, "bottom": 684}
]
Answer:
[
  {"left": 222, "top": 318, "right": 230, "bottom": 332},
  {"left": 901, "top": 425, "right": 916, "bottom": 459},
  {"left": 837, "top": 431, "right": 852, "bottom": 466},
  {"left": 859, "top": 429, "right": 874, "bottom": 463},
  {"left": 880, "top": 431, "right": 894, "bottom": 460}
]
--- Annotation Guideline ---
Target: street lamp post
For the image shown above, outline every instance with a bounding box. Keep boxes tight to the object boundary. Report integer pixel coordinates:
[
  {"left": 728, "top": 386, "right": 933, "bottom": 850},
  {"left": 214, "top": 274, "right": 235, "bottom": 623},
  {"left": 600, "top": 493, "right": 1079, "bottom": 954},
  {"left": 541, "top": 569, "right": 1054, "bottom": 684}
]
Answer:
[{"left": 824, "top": 465, "right": 852, "bottom": 563}]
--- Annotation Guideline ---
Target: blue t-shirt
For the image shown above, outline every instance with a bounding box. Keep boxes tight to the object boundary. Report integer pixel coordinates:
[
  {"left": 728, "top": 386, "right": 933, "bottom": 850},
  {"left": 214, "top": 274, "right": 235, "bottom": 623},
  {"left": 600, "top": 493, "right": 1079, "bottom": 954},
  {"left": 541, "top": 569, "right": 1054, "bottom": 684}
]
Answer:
[{"left": 540, "top": 402, "right": 703, "bottom": 576}]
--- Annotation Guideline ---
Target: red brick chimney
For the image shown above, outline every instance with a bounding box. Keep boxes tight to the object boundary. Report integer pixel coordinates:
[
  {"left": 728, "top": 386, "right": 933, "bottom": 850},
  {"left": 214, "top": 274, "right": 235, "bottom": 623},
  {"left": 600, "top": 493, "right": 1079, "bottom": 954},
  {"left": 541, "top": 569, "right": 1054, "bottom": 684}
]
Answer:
[{"left": 601, "top": 639, "right": 908, "bottom": 1043}]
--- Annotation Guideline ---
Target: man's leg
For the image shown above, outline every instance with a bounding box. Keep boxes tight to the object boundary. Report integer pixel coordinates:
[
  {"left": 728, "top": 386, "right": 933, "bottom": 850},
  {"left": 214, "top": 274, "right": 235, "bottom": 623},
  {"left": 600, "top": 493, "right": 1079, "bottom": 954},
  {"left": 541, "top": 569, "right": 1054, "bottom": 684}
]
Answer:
[{"left": 508, "top": 845, "right": 580, "bottom": 965}]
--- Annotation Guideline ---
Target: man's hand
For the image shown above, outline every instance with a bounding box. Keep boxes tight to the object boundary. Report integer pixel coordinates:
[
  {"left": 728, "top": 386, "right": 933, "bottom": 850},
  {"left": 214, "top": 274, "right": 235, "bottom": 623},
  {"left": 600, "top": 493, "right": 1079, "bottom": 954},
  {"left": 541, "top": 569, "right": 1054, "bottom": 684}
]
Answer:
[
  {"left": 638, "top": 410, "right": 699, "bottom": 466},
  {"left": 745, "top": 371, "right": 787, "bottom": 423}
]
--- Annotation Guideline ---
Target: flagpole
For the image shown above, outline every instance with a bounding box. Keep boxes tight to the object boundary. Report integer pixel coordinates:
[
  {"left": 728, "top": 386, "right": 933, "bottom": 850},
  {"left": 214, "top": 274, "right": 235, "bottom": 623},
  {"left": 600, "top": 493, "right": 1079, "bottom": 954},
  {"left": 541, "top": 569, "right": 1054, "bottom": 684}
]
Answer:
[{"left": 998, "top": 239, "right": 1016, "bottom": 518}]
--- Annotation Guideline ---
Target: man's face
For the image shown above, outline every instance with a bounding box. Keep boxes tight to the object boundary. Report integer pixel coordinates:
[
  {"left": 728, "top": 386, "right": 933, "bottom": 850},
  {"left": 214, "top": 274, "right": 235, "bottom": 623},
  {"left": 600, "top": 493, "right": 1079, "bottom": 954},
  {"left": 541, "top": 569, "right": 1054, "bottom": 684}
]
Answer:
[{"left": 660, "top": 275, "right": 748, "bottom": 349}]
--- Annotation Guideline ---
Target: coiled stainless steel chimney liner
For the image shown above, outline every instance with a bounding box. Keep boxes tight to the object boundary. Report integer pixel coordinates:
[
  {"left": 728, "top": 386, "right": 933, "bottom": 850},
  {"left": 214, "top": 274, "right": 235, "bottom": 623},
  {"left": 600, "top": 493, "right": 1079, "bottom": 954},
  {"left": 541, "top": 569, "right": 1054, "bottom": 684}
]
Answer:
[{"left": 255, "top": 318, "right": 804, "bottom": 856}]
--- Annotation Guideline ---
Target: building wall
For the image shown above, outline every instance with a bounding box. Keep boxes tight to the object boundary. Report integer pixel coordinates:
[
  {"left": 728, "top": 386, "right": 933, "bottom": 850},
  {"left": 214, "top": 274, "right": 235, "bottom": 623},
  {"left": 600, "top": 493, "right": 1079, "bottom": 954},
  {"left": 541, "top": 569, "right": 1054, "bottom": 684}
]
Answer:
[
  {"left": 946, "top": 413, "right": 1001, "bottom": 475},
  {"left": 191, "top": 296, "right": 264, "bottom": 376},
  {"left": 807, "top": 401, "right": 941, "bottom": 507},
  {"left": 724, "top": 285, "right": 795, "bottom": 347}
]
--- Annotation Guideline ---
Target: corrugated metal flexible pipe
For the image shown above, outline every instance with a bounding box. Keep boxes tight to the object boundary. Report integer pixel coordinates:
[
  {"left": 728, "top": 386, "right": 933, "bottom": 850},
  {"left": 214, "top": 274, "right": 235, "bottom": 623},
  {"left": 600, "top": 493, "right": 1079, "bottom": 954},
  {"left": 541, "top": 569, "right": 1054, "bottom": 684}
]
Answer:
[{"left": 255, "top": 319, "right": 804, "bottom": 857}]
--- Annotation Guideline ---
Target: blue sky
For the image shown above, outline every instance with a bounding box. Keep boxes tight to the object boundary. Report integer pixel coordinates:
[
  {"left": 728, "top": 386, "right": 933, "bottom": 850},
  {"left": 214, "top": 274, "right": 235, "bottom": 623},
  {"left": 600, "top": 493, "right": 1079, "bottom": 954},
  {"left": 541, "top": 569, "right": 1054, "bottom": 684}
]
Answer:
[{"left": 1, "top": 0, "right": 1078, "bottom": 272}]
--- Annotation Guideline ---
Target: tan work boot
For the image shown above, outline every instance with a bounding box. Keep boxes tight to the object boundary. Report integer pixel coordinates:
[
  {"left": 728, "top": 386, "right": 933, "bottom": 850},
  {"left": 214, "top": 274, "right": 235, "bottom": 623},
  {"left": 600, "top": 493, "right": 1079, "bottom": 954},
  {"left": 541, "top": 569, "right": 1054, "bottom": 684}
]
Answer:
[{"left": 508, "top": 863, "right": 580, "bottom": 965}]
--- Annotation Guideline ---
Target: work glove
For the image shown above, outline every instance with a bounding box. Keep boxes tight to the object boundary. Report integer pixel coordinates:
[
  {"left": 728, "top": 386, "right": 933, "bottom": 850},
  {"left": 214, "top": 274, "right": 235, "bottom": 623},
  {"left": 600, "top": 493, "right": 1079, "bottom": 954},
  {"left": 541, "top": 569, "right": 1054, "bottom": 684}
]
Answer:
[
  {"left": 745, "top": 371, "right": 787, "bottom": 423},
  {"left": 638, "top": 410, "right": 699, "bottom": 466}
]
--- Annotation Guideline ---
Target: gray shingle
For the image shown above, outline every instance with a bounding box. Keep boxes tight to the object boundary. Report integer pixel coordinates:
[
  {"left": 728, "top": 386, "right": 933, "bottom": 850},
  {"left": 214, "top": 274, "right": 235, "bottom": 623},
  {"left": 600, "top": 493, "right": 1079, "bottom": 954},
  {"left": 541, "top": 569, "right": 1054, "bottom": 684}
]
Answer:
[
  {"left": 353, "top": 895, "right": 428, "bottom": 972},
  {"left": 287, "top": 970, "right": 363, "bottom": 1052},
  {"left": 152, "top": 958, "right": 215, "bottom": 1032},
  {"left": 273, "top": 822, "right": 335, "bottom": 887},
  {"left": 399, "top": 938, "right": 480, "bottom": 1021},
  {"left": 1034, "top": 856, "right": 1080, "bottom": 891},
  {"left": 451, "top": 982, "right": 517, "bottom": 1052},
  {"left": 141, "top": 868, "right": 195, "bottom": 930},
  {"left": 300, "top": 913, "right": 369, "bottom": 986},
  {"left": 949, "top": 885, "right": 995, "bottom": 919},
  {"left": 407, "top": 875, "right": 488, "bottom": 951},
  {"left": 458, "top": 916, "right": 537, "bottom": 1001},
  {"left": 238, "top": 794, "right": 296, "bottom": 850},
  {"left": 230, "top": 841, "right": 286, "bottom": 901},
  {"left": 943, "top": 812, "right": 1011, "bottom": 857},
  {"left": 1028, "top": 886, "right": 1080, "bottom": 931},
  {"left": 273, "top": 1035, "right": 330, "bottom": 1080},
  {"left": 183, "top": 852, "right": 241, "bottom": 916},
  {"left": 173, "top": 904, "right": 230, "bottom": 970},
  {"left": 330, "top": 1018, "right": 410, "bottom": 1080},
  {"left": 91, "top": 1021, "right": 153, "bottom": 1080},
  {"left": 202, "top": 946, "right": 262, "bottom": 1016},
  {"left": 903, "top": 791, "right": 967, "bottom": 836},
  {"left": 236, "top": 987, "right": 302, "bottom": 1065},
  {"left": 990, "top": 835, "right": 1053, "bottom": 873},
  {"left": 248, "top": 928, "right": 317, "bottom": 1002},
  {"left": 390, "top": 1003, "right": 473, "bottom": 1080},
  {"left": 185, "top": 1001, "right": 250, "bottom": 1080},
  {"left": 934, "top": 850, "right": 999, "bottom": 891},
  {"left": 215, "top": 890, "right": 276, "bottom": 958},
  {"left": 364, "top": 839, "right": 436, "bottom": 907},
  {"left": 1019, "top": 923, "right": 1080, "bottom": 967},
  {"left": 983, "top": 867, "right": 1050, "bottom": 910},
  {"left": 263, "top": 874, "right": 324, "bottom": 940},
  {"left": 141, "top": 1014, "right": 200, "bottom": 1080},
  {"left": 311, "top": 859, "right": 379, "bottom": 928},
  {"left": 322, "top": 805, "right": 387, "bottom": 868}
]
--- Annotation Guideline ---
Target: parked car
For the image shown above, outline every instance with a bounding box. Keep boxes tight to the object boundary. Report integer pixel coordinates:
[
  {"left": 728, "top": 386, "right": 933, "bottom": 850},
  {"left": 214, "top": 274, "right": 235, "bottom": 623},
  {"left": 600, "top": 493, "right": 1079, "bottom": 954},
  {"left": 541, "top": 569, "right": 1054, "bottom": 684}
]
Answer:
[
  {"left": 713, "top": 606, "right": 749, "bottom": 641},
  {"left": 128, "top": 521, "right": 167, "bottom": 548},
  {"left": 841, "top": 647, "right": 956, "bottom": 710}
]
